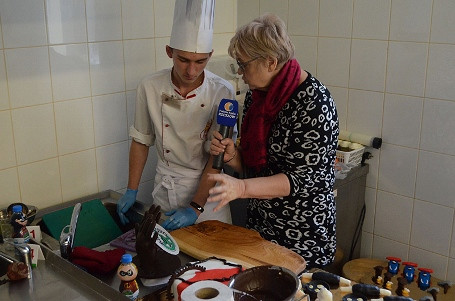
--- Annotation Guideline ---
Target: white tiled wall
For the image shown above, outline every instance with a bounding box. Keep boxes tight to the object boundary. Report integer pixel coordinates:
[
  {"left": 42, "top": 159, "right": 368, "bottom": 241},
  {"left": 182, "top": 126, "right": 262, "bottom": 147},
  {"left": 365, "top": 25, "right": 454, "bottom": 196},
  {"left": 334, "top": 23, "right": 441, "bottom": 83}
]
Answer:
[
  {"left": 0, "top": 0, "right": 236, "bottom": 206},
  {"left": 238, "top": 0, "right": 455, "bottom": 281},
  {"left": 2, "top": 0, "right": 455, "bottom": 282}
]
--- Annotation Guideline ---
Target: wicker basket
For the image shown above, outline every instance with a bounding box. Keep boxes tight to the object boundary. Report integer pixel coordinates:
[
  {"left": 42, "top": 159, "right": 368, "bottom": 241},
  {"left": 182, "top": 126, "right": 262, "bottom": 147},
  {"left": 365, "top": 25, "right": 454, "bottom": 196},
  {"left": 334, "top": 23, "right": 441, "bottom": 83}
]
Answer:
[{"left": 336, "top": 147, "right": 365, "bottom": 166}]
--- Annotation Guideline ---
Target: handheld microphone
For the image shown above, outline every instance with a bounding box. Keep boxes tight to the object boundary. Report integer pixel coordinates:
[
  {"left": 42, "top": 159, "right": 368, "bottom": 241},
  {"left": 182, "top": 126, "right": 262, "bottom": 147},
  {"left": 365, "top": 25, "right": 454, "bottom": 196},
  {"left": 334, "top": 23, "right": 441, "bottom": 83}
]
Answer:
[{"left": 212, "top": 98, "right": 238, "bottom": 170}]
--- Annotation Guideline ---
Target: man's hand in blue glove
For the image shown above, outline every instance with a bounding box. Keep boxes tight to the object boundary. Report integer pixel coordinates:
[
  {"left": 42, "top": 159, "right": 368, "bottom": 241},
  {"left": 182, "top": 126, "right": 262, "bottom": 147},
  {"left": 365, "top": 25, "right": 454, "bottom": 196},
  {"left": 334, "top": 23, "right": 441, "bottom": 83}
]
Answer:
[
  {"left": 162, "top": 207, "right": 198, "bottom": 231},
  {"left": 117, "top": 188, "right": 138, "bottom": 225}
]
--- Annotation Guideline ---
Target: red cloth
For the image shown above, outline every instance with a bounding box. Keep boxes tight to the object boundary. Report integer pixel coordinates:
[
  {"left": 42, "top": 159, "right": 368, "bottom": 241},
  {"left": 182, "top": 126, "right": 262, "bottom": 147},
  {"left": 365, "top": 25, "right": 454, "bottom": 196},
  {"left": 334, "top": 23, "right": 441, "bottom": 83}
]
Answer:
[
  {"left": 240, "top": 59, "right": 301, "bottom": 171},
  {"left": 71, "top": 246, "right": 125, "bottom": 274}
]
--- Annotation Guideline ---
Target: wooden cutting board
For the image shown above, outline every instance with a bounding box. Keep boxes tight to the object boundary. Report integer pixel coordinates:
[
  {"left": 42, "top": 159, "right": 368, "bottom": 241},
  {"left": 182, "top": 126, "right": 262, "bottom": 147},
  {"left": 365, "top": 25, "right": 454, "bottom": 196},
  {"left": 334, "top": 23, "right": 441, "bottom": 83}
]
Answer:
[{"left": 170, "top": 220, "right": 307, "bottom": 275}]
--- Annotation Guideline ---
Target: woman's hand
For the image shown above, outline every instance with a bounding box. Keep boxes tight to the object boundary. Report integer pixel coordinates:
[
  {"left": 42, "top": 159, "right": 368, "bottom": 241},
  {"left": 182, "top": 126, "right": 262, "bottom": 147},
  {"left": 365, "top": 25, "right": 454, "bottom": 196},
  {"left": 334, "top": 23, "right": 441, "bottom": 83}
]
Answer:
[
  {"left": 210, "top": 131, "right": 236, "bottom": 163},
  {"left": 207, "top": 173, "right": 245, "bottom": 212}
]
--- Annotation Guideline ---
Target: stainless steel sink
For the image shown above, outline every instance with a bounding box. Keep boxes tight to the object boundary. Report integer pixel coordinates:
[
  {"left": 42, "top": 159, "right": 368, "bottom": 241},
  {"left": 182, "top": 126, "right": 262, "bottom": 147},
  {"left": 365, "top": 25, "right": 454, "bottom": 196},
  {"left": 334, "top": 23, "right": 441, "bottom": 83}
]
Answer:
[
  {"left": 0, "top": 191, "right": 143, "bottom": 300},
  {"left": 28, "top": 190, "right": 192, "bottom": 300},
  {"left": 33, "top": 190, "right": 146, "bottom": 250},
  {"left": 0, "top": 250, "right": 15, "bottom": 279},
  {"left": 0, "top": 242, "right": 129, "bottom": 300},
  {"left": 1, "top": 216, "right": 129, "bottom": 300},
  {"left": 35, "top": 190, "right": 146, "bottom": 234}
]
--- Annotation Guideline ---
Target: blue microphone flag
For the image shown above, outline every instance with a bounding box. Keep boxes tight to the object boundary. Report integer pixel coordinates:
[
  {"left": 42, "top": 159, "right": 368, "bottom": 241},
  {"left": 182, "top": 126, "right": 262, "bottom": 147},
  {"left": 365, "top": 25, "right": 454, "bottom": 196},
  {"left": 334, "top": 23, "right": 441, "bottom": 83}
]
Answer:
[
  {"left": 212, "top": 99, "right": 238, "bottom": 170},
  {"left": 216, "top": 98, "right": 238, "bottom": 127}
]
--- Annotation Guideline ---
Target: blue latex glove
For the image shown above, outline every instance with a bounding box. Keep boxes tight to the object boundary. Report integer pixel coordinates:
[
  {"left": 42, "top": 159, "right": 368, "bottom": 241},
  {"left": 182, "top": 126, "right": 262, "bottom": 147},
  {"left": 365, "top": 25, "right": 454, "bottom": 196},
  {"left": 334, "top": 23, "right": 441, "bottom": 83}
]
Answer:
[
  {"left": 117, "top": 188, "right": 138, "bottom": 225},
  {"left": 162, "top": 207, "right": 198, "bottom": 231}
]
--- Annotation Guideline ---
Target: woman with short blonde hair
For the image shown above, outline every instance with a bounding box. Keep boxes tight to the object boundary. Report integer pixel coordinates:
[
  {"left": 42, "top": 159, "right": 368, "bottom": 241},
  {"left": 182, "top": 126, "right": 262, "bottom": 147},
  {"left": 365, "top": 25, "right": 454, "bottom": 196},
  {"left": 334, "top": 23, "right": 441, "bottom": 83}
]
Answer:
[
  {"left": 209, "top": 13, "right": 339, "bottom": 270},
  {"left": 228, "top": 13, "right": 294, "bottom": 66}
]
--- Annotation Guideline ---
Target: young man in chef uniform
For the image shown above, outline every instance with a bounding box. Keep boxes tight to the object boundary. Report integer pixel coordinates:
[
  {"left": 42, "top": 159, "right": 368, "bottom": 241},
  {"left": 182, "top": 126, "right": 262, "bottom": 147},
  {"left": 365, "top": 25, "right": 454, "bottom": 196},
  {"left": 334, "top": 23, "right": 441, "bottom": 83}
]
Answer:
[{"left": 117, "top": 0, "right": 236, "bottom": 230}]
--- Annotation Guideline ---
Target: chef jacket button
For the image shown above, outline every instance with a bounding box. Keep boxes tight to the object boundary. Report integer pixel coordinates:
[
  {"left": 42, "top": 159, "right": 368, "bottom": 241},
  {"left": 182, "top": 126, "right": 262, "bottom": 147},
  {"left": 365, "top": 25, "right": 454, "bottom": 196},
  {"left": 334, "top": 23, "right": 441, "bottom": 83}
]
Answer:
[
  {"left": 166, "top": 150, "right": 170, "bottom": 153},
  {"left": 200, "top": 104, "right": 205, "bottom": 107},
  {"left": 165, "top": 124, "right": 169, "bottom": 127}
]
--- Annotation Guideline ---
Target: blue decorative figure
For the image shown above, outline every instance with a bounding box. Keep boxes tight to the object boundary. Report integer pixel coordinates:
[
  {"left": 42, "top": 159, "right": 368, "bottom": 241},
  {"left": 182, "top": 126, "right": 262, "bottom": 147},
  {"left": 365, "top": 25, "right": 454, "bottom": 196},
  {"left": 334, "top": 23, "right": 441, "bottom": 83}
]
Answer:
[
  {"left": 386, "top": 256, "right": 401, "bottom": 275},
  {"left": 10, "top": 205, "right": 30, "bottom": 244},
  {"left": 402, "top": 261, "right": 418, "bottom": 283},
  {"left": 417, "top": 267, "right": 433, "bottom": 291}
]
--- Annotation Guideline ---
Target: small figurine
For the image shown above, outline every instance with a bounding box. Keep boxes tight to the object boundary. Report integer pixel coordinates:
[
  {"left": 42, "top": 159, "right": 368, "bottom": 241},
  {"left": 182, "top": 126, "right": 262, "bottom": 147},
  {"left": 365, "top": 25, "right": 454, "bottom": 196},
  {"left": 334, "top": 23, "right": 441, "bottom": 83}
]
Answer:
[
  {"left": 383, "top": 271, "right": 393, "bottom": 290},
  {"left": 304, "top": 280, "right": 330, "bottom": 301},
  {"left": 386, "top": 256, "right": 401, "bottom": 275},
  {"left": 373, "top": 265, "right": 384, "bottom": 285},
  {"left": 427, "top": 287, "right": 439, "bottom": 301},
  {"left": 316, "top": 286, "right": 333, "bottom": 301},
  {"left": 402, "top": 262, "right": 418, "bottom": 283},
  {"left": 10, "top": 205, "right": 30, "bottom": 245},
  {"left": 371, "top": 297, "right": 413, "bottom": 301},
  {"left": 395, "top": 277, "right": 410, "bottom": 297},
  {"left": 117, "top": 254, "right": 139, "bottom": 300},
  {"left": 417, "top": 267, "right": 433, "bottom": 291},
  {"left": 301, "top": 271, "right": 351, "bottom": 288},
  {"left": 437, "top": 280, "right": 453, "bottom": 294},
  {"left": 339, "top": 283, "right": 392, "bottom": 299}
]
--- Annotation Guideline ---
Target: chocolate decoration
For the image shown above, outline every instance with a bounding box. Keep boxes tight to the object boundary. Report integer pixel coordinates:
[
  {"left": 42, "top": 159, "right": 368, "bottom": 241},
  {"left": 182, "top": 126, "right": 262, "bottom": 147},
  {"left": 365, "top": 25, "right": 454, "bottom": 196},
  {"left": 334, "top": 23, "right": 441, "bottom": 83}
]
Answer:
[{"left": 133, "top": 204, "right": 181, "bottom": 279}]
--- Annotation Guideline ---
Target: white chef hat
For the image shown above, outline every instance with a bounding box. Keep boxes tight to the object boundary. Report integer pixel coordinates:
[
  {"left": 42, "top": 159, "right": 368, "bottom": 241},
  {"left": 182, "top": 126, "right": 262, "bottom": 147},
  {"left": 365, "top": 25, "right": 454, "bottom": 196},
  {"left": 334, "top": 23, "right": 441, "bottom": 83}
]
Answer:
[{"left": 169, "top": 0, "right": 215, "bottom": 53}]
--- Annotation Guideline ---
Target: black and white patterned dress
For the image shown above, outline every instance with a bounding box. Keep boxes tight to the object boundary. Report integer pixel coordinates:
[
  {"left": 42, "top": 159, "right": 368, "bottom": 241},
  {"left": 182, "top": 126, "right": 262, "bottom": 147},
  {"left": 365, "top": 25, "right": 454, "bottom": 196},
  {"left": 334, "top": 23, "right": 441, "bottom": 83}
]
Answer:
[{"left": 243, "top": 72, "right": 339, "bottom": 269}]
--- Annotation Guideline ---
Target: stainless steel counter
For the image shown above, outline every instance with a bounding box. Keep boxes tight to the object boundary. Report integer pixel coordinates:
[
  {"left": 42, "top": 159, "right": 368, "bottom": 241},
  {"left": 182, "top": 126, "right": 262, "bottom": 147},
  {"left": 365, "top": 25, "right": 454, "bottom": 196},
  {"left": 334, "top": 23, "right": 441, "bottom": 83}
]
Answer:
[
  {"left": 0, "top": 241, "right": 129, "bottom": 300},
  {"left": 0, "top": 241, "right": 193, "bottom": 301},
  {"left": 0, "top": 190, "right": 193, "bottom": 300}
]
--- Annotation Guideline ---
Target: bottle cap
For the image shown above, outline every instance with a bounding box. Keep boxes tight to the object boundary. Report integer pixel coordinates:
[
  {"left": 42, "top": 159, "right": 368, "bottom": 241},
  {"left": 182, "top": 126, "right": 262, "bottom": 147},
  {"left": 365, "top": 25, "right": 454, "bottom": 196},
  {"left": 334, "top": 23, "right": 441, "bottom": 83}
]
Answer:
[
  {"left": 12, "top": 205, "right": 22, "bottom": 213},
  {"left": 121, "top": 253, "right": 133, "bottom": 264}
]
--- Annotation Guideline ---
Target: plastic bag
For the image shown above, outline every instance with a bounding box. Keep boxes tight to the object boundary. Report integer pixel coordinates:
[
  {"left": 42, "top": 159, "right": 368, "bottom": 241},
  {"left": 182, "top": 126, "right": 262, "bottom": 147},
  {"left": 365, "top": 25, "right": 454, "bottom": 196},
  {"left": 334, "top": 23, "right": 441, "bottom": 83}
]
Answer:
[{"left": 335, "top": 160, "right": 351, "bottom": 179}]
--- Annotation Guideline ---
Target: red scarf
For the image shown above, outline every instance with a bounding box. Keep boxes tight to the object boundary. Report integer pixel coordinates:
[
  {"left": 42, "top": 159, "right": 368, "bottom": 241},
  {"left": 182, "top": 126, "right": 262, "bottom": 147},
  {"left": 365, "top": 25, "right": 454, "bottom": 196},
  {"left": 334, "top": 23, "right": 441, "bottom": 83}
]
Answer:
[{"left": 240, "top": 59, "right": 301, "bottom": 171}]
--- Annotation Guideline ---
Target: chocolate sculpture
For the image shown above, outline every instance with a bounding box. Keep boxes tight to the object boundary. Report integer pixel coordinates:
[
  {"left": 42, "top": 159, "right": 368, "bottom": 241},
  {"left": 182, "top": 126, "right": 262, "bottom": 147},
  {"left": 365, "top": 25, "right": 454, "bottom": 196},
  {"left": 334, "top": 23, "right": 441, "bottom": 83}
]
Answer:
[{"left": 133, "top": 204, "right": 181, "bottom": 279}]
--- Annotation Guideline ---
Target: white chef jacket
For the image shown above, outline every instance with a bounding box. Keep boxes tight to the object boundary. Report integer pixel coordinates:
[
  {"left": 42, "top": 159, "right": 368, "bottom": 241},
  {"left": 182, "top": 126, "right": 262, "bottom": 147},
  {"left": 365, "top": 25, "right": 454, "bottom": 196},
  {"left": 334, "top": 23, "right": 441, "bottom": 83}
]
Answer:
[{"left": 130, "top": 68, "right": 236, "bottom": 223}]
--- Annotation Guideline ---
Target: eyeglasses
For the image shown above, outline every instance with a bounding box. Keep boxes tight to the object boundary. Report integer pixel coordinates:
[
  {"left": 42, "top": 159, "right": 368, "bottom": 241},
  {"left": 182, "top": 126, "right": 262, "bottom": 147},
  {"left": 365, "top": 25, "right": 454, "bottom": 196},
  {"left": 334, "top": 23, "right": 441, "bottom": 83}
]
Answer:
[{"left": 236, "top": 57, "right": 259, "bottom": 72}]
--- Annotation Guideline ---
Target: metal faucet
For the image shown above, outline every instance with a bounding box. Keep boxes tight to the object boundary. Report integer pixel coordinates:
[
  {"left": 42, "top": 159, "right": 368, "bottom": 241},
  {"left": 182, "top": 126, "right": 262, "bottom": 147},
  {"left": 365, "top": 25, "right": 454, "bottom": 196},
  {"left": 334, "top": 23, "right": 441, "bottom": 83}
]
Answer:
[
  {"left": 59, "top": 203, "right": 81, "bottom": 259},
  {"left": 1, "top": 242, "right": 33, "bottom": 279},
  {"left": 15, "top": 244, "right": 32, "bottom": 279}
]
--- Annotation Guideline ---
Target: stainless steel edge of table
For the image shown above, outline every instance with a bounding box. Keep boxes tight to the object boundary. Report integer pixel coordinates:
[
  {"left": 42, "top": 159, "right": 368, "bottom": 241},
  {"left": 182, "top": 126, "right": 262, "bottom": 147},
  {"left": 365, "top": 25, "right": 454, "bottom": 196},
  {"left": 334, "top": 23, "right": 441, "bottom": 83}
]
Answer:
[
  {"left": 0, "top": 190, "right": 192, "bottom": 300},
  {"left": 0, "top": 241, "right": 129, "bottom": 300}
]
